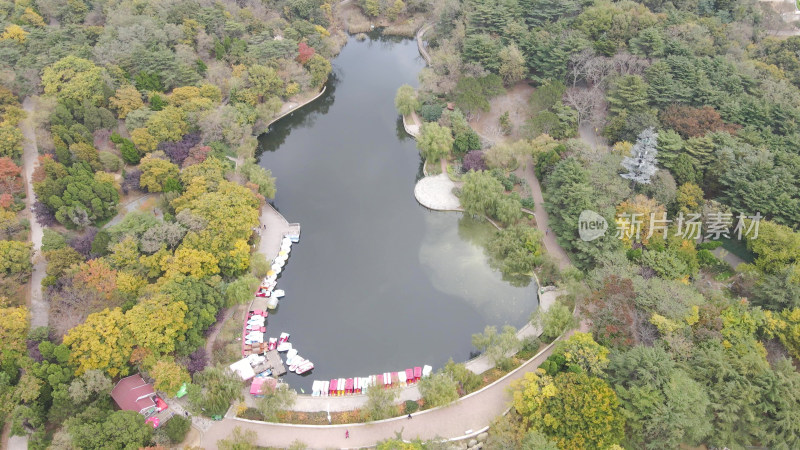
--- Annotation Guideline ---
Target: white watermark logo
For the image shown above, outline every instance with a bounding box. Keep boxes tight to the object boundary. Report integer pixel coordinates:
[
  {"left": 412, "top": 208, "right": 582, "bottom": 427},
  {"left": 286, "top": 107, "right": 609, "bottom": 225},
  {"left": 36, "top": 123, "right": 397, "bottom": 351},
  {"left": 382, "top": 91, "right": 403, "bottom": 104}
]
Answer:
[
  {"left": 579, "top": 210, "right": 608, "bottom": 242},
  {"left": 578, "top": 210, "right": 762, "bottom": 242}
]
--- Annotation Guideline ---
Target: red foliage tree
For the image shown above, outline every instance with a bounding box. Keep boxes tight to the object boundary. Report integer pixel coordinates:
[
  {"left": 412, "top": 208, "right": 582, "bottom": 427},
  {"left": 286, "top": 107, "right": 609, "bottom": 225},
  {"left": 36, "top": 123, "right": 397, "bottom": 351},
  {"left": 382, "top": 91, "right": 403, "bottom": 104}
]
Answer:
[
  {"left": 182, "top": 145, "right": 212, "bottom": 168},
  {"left": 581, "top": 275, "right": 641, "bottom": 348},
  {"left": 0, "top": 157, "right": 23, "bottom": 195},
  {"left": 297, "top": 42, "right": 315, "bottom": 65},
  {"left": 660, "top": 105, "right": 740, "bottom": 138},
  {"left": 0, "top": 193, "right": 12, "bottom": 208}
]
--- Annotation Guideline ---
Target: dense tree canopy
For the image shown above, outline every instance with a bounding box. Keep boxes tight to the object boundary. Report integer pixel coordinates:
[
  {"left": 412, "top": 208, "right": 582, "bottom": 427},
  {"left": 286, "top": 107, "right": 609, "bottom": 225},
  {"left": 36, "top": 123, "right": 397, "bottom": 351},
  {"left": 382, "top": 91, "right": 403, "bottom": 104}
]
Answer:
[{"left": 513, "top": 370, "right": 625, "bottom": 449}]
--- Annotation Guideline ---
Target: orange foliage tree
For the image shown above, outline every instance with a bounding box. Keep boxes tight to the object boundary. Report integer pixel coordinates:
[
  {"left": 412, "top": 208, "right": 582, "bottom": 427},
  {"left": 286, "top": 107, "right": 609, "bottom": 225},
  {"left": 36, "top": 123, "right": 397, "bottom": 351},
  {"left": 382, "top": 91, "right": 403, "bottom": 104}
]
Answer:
[{"left": 660, "top": 105, "right": 740, "bottom": 139}]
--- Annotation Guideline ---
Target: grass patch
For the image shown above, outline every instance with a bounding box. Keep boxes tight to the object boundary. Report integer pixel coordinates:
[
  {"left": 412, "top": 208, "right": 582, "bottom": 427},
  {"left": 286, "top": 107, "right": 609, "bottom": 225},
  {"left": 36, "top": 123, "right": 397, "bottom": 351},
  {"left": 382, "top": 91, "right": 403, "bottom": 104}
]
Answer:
[
  {"left": 424, "top": 159, "right": 442, "bottom": 175},
  {"left": 383, "top": 19, "right": 418, "bottom": 37}
]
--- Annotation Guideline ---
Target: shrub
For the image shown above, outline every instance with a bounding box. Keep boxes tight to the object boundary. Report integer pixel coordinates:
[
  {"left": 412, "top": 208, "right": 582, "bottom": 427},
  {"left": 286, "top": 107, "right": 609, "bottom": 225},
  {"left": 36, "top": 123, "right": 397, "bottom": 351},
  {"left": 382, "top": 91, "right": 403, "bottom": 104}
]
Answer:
[
  {"left": 442, "top": 359, "right": 482, "bottom": 394},
  {"left": 419, "top": 104, "right": 443, "bottom": 122},
  {"left": 33, "top": 201, "right": 58, "bottom": 227},
  {"left": 697, "top": 241, "right": 723, "bottom": 250},
  {"left": 186, "top": 347, "right": 208, "bottom": 375},
  {"left": 162, "top": 415, "right": 191, "bottom": 443},
  {"left": 403, "top": 400, "right": 419, "bottom": 414},
  {"left": 68, "top": 227, "right": 98, "bottom": 257},
  {"left": 98, "top": 151, "right": 121, "bottom": 172},
  {"left": 122, "top": 169, "right": 141, "bottom": 194},
  {"left": 521, "top": 197, "right": 535, "bottom": 210},
  {"left": 119, "top": 139, "right": 140, "bottom": 164},
  {"left": 42, "top": 229, "right": 66, "bottom": 252},
  {"left": 453, "top": 130, "right": 481, "bottom": 154},
  {"left": 462, "top": 150, "right": 486, "bottom": 172},
  {"left": 697, "top": 249, "right": 717, "bottom": 268},
  {"left": 91, "top": 230, "right": 111, "bottom": 256}
]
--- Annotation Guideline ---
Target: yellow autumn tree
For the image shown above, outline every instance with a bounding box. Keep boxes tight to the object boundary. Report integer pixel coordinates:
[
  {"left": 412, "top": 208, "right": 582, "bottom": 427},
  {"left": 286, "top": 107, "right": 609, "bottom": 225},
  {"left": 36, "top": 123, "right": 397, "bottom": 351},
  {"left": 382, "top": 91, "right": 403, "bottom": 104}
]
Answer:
[
  {"left": 0, "top": 303, "right": 29, "bottom": 364},
  {"left": 170, "top": 86, "right": 213, "bottom": 111},
  {"left": 616, "top": 194, "right": 667, "bottom": 245},
  {"left": 551, "top": 331, "right": 610, "bottom": 376},
  {"left": 139, "top": 246, "right": 170, "bottom": 279},
  {"left": 116, "top": 270, "right": 147, "bottom": 299},
  {"left": 146, "top": 106, "right": 188, "bottom": 142},
  {"left": 675, "top": 182, "right": 704, "bottom": 215},
  {"left": 131, "top": 128, "right": 158, "bottom": 153},
  {"left": 138, "top": 151, "right": 179, "bottom": 192},
  {"left": 199, "top": 83, "right": 222, "bottom": 103},
  {"left": 108, "top": 236, "right": 140, "bottom": 270},
  {"left": 149, "top": 358, "right": 190, "bottom": 396},
  {"left": 161, "top": 247, "right": 219, "bottom": 279},
  {"left": 42, "top": 56, "right": 105, "bottom": 104},
  {"left": 174, "top": 178, "right": 259, "bottom": 276},
  {"left": 1, "top": 25, "right": 28, "bottom": 43},
  {"left": 765, "top": 308, "right": 800, "bottom": 360},
  {"left": 512, "top": 370, "right": 624, "bottom": 449},
  {"left": 125, "top": 295, "right": 188, "bottom": 356},
  {"left": 63, "top": 308, "right": 132, "bottom": 377},
  {"left": 21, "top": 8, "right": 46, "bottom": 27},
  {"left": 109, "top": 85, "right": 144, "bottom": 119}
]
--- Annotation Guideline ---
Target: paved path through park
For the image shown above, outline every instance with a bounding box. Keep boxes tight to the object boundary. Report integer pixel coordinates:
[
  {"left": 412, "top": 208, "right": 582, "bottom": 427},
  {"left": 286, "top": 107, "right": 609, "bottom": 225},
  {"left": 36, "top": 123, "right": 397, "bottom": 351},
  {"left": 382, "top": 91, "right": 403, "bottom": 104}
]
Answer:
[
  {"left": 203, "top": 328, "right": 575, "bottom": 449},
  {"left": 515, "top": 158, "right": 572, "bottom": 271},
  {"left": 21, "top": 98, "right": 48, "bottom": 329}
]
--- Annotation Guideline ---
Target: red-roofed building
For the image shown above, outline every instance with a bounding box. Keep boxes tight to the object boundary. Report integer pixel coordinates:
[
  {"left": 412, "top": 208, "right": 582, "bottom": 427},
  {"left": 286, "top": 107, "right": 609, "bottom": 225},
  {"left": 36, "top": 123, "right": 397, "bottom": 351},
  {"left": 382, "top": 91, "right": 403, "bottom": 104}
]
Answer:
[{"left": 111, "top": 374, "right": 157, "bottom": 416}]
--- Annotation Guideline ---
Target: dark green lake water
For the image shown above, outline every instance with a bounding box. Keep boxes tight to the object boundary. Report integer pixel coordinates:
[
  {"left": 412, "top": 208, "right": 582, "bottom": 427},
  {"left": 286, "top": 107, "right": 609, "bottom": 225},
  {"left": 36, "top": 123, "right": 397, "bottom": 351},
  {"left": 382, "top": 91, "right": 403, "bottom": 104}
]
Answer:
[{"left": 257, "top": 34, "right": 537, "bottom": 390}]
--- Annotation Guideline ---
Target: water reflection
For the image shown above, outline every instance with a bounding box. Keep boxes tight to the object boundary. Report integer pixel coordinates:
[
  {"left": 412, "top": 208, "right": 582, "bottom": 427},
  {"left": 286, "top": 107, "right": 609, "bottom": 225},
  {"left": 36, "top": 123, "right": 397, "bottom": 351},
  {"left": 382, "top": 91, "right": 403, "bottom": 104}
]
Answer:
[
  {"left": 420, "top": 214, "right": 537, "bottom": 325},
  {"left": 255, "top": 36, "right": 537, "bottom": 389},
  {"left": 257, "top": 71, "right": 340, "bottom": 153}
]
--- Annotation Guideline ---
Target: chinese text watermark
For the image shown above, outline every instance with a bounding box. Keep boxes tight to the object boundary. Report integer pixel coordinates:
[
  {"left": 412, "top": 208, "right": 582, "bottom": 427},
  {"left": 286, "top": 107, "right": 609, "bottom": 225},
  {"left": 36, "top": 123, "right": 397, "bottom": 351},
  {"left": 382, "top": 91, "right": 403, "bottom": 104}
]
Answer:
[{"left": 579, "top": 210, "right": 762, "bottom": 242}]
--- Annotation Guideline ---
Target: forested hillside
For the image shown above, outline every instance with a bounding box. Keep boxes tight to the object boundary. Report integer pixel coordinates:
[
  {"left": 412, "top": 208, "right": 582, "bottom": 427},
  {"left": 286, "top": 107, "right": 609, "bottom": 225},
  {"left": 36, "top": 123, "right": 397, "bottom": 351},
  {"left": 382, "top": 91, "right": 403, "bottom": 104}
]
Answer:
[
  {"left": 0, "top": 0, "right": 339, "bottom": 447},
  {"left": 2, "top": 0, "right": 800, "bottom": 447},
  {"left": 400, "top": 0, "right": 800, "bottom": 448}
]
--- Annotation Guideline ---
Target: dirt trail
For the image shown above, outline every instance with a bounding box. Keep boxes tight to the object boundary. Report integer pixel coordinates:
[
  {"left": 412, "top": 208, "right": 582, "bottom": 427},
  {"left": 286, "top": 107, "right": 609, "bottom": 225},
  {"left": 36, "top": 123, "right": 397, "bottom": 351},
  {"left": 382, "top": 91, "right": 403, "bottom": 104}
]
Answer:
[
  {"left": 21, "top": 97, "right": 48, "bottom": 329},
  {"left": 514, "top": 158, "right": 571, "bottom": 270}
]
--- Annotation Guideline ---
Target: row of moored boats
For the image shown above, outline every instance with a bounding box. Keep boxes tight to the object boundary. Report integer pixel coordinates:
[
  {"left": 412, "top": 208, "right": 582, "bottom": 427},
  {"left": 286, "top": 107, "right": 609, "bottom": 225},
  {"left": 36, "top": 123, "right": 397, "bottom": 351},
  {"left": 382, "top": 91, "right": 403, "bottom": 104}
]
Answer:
[
  {"left": 255, "top": 235, "right": 297, "bottom": 310},
  {"left": 243, "top": 232, "right": 314, "bottom": 375},
  {"left": 243, "top": 311, "right": 314, "bottom": 374},
  {"left": 311, "top": 365, "right": 432, "bottom": 397}
]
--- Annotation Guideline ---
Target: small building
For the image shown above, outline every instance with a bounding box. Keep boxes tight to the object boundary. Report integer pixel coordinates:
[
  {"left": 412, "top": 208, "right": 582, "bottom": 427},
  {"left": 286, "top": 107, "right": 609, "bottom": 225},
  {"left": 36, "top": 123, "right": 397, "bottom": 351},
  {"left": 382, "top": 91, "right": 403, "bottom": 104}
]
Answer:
[
  {"left": 229, "top": 358, "right": 257, "bottom": 381},
  {"left": 111, "top": 374, "right": 157, "bottom": 416},
  {"left": 250, "top": 376, "right": 278, "bottom": 397}
]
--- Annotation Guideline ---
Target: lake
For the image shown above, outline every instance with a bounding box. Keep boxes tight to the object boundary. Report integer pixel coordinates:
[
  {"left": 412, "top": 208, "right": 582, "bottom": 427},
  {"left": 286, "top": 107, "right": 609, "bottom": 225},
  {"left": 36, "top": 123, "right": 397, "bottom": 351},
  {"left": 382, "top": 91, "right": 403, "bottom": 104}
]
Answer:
[{"left": 257, "top": 33, "right": 538, "bottom": 390}]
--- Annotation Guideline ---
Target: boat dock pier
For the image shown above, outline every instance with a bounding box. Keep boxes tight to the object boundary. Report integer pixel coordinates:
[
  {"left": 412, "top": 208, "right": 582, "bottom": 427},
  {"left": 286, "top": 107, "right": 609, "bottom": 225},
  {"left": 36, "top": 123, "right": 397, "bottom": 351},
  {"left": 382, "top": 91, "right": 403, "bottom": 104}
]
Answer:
[{"left": 263, "top": 350, "right": 287, "bottom": 377}]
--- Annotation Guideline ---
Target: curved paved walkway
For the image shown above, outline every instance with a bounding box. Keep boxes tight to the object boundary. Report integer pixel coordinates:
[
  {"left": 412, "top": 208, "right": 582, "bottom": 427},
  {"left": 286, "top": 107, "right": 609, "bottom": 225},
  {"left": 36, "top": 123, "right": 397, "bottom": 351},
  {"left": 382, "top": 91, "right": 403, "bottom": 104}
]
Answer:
[
  {"left": 514, "top": 159, "right": 571, "bottom": 270},
  {"left": 402, "top": 111, "right": 421, "bottom": 137},
  {"left": 416, "top": 23, "right": 433, "bottom": 65},
  {"left": 21, "top": 98, "right": 48, "bottom": 329},
  {"left": 204, "top": 328, "right": 575, "bottom": 449},
  {"left": 103, "top": 193, "right": 159, "bottom": 229},
  {"left": 238, "top": 288, "right": 561, "bottom": 413},
  {"left": 266, "top": 86, "right": 327, "bottom": 130}
]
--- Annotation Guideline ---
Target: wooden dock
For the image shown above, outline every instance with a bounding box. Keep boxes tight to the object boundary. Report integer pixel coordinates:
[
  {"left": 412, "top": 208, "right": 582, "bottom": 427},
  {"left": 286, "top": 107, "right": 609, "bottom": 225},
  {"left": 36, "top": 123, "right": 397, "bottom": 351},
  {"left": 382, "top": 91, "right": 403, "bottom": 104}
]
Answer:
[
  {"left": 286, "top": 223, "right": 301, "bottom": 240},
  {"left": 263, "top": 350, "right": 286, "bottom": 377}
]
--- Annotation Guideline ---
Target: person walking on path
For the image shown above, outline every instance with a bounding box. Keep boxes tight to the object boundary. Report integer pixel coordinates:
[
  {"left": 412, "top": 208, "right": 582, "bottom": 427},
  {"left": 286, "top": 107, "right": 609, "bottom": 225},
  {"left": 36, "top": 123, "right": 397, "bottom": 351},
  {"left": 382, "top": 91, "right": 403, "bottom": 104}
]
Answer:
[
  {"left": 345, "top": 430, "right": 349, "bottom": 439},
  {"left": 408, "top": 414, "right": 412, "bottom": 419}
]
